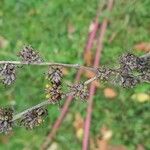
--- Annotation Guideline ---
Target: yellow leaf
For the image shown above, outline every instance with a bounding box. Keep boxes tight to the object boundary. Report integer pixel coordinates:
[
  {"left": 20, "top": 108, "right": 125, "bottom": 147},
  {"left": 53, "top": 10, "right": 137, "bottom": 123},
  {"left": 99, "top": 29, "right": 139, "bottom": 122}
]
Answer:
[{"left": 131, "top": 93, "right": 150, "bottom": 103}]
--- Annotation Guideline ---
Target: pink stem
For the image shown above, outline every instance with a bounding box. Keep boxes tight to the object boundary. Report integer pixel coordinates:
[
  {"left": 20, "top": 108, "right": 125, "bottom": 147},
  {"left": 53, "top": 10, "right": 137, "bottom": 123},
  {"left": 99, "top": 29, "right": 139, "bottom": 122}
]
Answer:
[
  {"left": 41, "top": 8, "right": 100, "bottom": 150},
  {"left": 82, "top": 0, "right": 114, "bottom": 150}
]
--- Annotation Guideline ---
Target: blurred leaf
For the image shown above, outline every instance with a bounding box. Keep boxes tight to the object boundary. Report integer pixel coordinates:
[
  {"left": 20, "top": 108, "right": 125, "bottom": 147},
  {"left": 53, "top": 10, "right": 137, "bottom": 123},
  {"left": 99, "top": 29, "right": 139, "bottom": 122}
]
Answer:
[
  {"left": 103, "top": 88, "right": 117, "bottom": 99},
  {"left": 134, "top": 42, "right": 150, "bottom": 52},
  {"left": 0, "top": 36, "right": 9, "bottom": 49},
  {"left": 131, "top": 93, "right": 150, "bottom": 103},
  {"left": 73, "top": 113, "right": 84, "bottom": 141},
  {"left": 84, "top": 50, "right": 93, "bottom": 66}
]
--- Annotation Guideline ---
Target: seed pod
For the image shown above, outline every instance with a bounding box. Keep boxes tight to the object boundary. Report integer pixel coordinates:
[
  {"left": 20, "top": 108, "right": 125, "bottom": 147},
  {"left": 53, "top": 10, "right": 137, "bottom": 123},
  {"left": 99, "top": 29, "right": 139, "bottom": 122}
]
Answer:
[
  {"left": 119, "top": 74, "right": 140, "bottom": 88},
  {"left": 68, "top": 83, "right": 89, "bottom": 101},
  {"left": 98, "top": 67, "right": 114, "bottom": 81},
  {"left": 46, "top": 67, "right": 63, "bottom": 86},
  {"left": 139, "top": 72, "right": 150, "bottom": 82},
  {"left": 120, "top": 53, "right": 139, "bottom": 70},
  {"left": 20, "top": 107, "right": 48, "bottom": 130},
  {"left": 18, "top": 45, "right": 43, "bottom": 63},
  {"left": 0, "top": 63, "right": 16, "bottom": 85},
  {"left": 45, "top": 84, "right": 62, "bottom": 104},
  {"left": 0, "top": 108, "right": 13, "bottom": 134}
]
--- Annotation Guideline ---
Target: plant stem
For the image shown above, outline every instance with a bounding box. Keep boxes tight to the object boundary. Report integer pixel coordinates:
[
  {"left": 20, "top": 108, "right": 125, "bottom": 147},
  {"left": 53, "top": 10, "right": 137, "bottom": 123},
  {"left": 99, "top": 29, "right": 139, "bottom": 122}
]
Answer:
[
  {"left": 0, "top": 61, "right": 97, "bottom": 72},
  {"left": 82, "top": 0, "right": 114, "bottom": 150},
  {"left": 12, "top": 75, "right": 99, "bottom": 122}
]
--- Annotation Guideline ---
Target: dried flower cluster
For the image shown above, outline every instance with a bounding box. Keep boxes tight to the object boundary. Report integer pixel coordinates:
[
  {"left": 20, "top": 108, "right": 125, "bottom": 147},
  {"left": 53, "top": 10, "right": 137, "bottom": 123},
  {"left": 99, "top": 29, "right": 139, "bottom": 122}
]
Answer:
[
  {"left": 0, "top": 108, "right": 13, "bottom": 134},
  {"left": 45, "top": 67, "right": 63, "bottom": 104},
  {"left": 20, "top": 107, "right": 48, "bottom": 129},
  {"left": 0, "top": 64, "right": 16, "bottom": 85},
  {"left": 18, "top": 45, "right": 43, "bottom": 63},
  {"left": 68, "top": 83, "right": 89, "bottom": 101},
  {"left": 97, "top": 53, "right": 150, "bottom": 88},
  {"left": 0, "top": 45, "right": 149, "bottom": 134}
]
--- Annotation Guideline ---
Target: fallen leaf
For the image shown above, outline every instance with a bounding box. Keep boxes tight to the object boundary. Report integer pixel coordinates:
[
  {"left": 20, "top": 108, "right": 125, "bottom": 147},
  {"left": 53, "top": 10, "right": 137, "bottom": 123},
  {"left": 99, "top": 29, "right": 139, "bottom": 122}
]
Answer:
[
  {"left": 136, "top": 144, "right": 145, "bottom": 150},
  {"left": 73, "top": 113, "right": 84, "bottom": 141},
  {"left": 134, "top": 42, "right": 150, "bottom": 52},
  {"left": 97, "top": 126, "right": 113, "bottom": 150},
  {"left": 47, "top": 142, "right": 59, "bottom": 150},
  {"left": 84, "top": 50, "right": 93, "bottom": 66},
  {"left": 131, "top": 93, "right": 150, "bottom": 103},
  {"left": 0, "top": 36, "right": 9, "bottom": 48},
  {"left": 104, "top": 88, "right": 117, "bottom": 99}
]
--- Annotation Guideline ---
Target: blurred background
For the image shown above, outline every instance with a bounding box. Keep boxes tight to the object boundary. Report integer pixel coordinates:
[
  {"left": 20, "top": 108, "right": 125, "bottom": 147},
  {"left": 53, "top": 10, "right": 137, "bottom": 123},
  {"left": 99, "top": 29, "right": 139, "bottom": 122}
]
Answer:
[{"left": 0, "top": 0, "right": 150, "bottom": 149}]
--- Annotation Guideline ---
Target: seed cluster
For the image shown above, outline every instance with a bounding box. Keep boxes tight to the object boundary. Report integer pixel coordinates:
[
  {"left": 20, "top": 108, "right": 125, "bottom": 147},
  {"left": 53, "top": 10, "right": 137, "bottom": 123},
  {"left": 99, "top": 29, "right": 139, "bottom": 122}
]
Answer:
[
  {"left": 45, "top": 67, "right": 63, "bottom": 104},
  {"left": 0, "top": 108, "right": 13, "bottom": 134},
  {"left": 68, "top": 83, "right": 89, "bottom": 101},
  {"left": 18, "top": 45, "right": 43, "bottom": 63},
  {"left": 0, "top": 46, "right": 149, "bottom": 134},
  {"left": 97, "top": 53, "right": 150, "bottom": 88},
  {"left": 20, "top": 107, "right": 48, "bottom": 129},
  {"left": 0, "top": 64, "right": 16, "bottom": 85}
]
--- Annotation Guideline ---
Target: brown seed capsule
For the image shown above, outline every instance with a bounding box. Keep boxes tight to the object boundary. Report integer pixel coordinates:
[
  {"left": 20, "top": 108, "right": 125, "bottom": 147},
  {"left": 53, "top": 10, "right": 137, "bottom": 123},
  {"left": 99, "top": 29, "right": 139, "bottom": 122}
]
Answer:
[
  {"left": 0, "top": 108, "right": 13, "bottom": 134},
  {"left": 20, "top": 107, "right": 48, "bottom": 129},
  {"left": 46, "top": 67, "right": 63, "bottom": 86},
  {"left": 0, "top": 63, "right": 16, "bottom": 85},
  {"left": 98, "top": 67, "right": 114, "bottom": 81},
  {"left": 45, "top": 84, "right": 62, "bottom": 104},
  {"left": 18, "top": 45, "right": 43, "bottom": 63},
  {"left": 69, "top": 83, "right": 89, "bottom": 101}
]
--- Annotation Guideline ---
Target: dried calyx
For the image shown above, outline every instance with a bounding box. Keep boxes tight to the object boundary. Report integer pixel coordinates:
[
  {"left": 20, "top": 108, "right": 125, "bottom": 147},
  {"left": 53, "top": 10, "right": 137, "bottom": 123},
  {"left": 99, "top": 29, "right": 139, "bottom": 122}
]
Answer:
[
  {"left": 45, "top": 67, "right": 63, "bottom": 104},
  {"left": 46, "top": 67, "right": 63, "bottom": 86},
  {"left": 20, "top": 107, "right": 48, "bottom": 129},
  {"left": 18, "top": 45, "right": 43, "bottom": 63},
  {"left": 68, "top": 83, "right": 89, "bottom": 100},
  {"left": 0, "top": 108, "right": 14, "bottom": 134},
  {"left": 0, "top": 63, "right": 16, "bottom": 85},
  {"left": 97, "top": 53, "right": 150, "bottom": 88}
]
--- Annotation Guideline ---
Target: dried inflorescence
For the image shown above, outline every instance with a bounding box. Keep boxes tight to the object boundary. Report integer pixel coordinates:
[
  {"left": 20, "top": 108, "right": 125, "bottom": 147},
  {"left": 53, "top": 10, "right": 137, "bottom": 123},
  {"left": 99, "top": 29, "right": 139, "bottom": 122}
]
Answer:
[
  {"left": 46, "top": 67, "right": 63, "bottom": 86},
  {"left": 0, "top": 63, "right": 16, "bottom": 85},
  {"left": 68, "top": 83, "right": 89, "bottom": 101},
  {"left": 0, "top": 108, "right": 13, "bottom": 134},
  {"left": 20, "top": 107, "right": 48, "bottom": 129},
  {"left": 97, "top": 67, "right": 114, "bottom": 81},
  {"left": 18, "top": 45, "right": 43, "bottom": 63},
  {"left": 0, "top": 46, "right": 149, "bottom": 133},
  {"left": 97, "top": 53, "right": 150, "bottom": 88},
  {"left": 45, "top": 67, "right": 63, "bottom": 104}
]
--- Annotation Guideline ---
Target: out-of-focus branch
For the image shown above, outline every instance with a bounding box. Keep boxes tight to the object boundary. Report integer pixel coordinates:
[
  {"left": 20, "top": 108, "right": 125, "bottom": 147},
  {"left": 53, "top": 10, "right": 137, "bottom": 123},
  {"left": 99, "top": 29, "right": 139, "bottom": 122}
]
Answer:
[{"left": 82, "top": 0, "right": 114, "bottom": 150}]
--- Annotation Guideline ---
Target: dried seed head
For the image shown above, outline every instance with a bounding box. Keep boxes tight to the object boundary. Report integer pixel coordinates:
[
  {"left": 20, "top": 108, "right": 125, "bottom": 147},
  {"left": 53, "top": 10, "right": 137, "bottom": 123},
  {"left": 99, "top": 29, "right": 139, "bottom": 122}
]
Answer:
[
  {"left": 119, "top": 74, "right": 140, "bottom": 88},
  {"left": 18, "top": 45, "right": 43, "bottom": 63},
  {"left": 139, "top": 72, "right": 150, "bottom": 82},
  {"left": 120, "top": 53, "right": 139, "bottom": 70},
  {"left": 45, "top": 84, "right": 62, "bottom": 104},
  {"left": 136, "top": 57, "right": 150, "bottom": 72},
  {"left": 0, "top": 108, "right": 13, "bottom": 134},
  {"left": 69, "top": 83, "right": 89, "bottom": 101},
  {"left": 46, "top": 67, "right": 63, "bottom": 86},
  {"left": 98, "top": 67, "right": 114, "bottom": 81},
  {"left": 20, "top": 107, "right": 48, "bottom": 130},
  {"left": 0, "top": 63, "right": 16, "bottom": 85}
]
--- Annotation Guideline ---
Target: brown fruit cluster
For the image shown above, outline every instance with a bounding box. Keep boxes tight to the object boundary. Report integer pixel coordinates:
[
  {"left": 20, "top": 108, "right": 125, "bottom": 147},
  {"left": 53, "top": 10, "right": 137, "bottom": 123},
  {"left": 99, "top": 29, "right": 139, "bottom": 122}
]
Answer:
[
  {"left": 20, "top": 107, "right": 48, "bottom": 129},
  {"left": 0, "top": 108, "right": 13, "bottom": 134},
  {"left": 0, "top": 63, "right": 16, "bottom": 85},
  {"left": 45, "top": 67, "right": 63, "bottom": 104},
  {"left": 18, "top": 45, "right": 43, "bottom": 63},
  {"left": 68, "top": 83, "right": 89, "bottom": 101}
]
